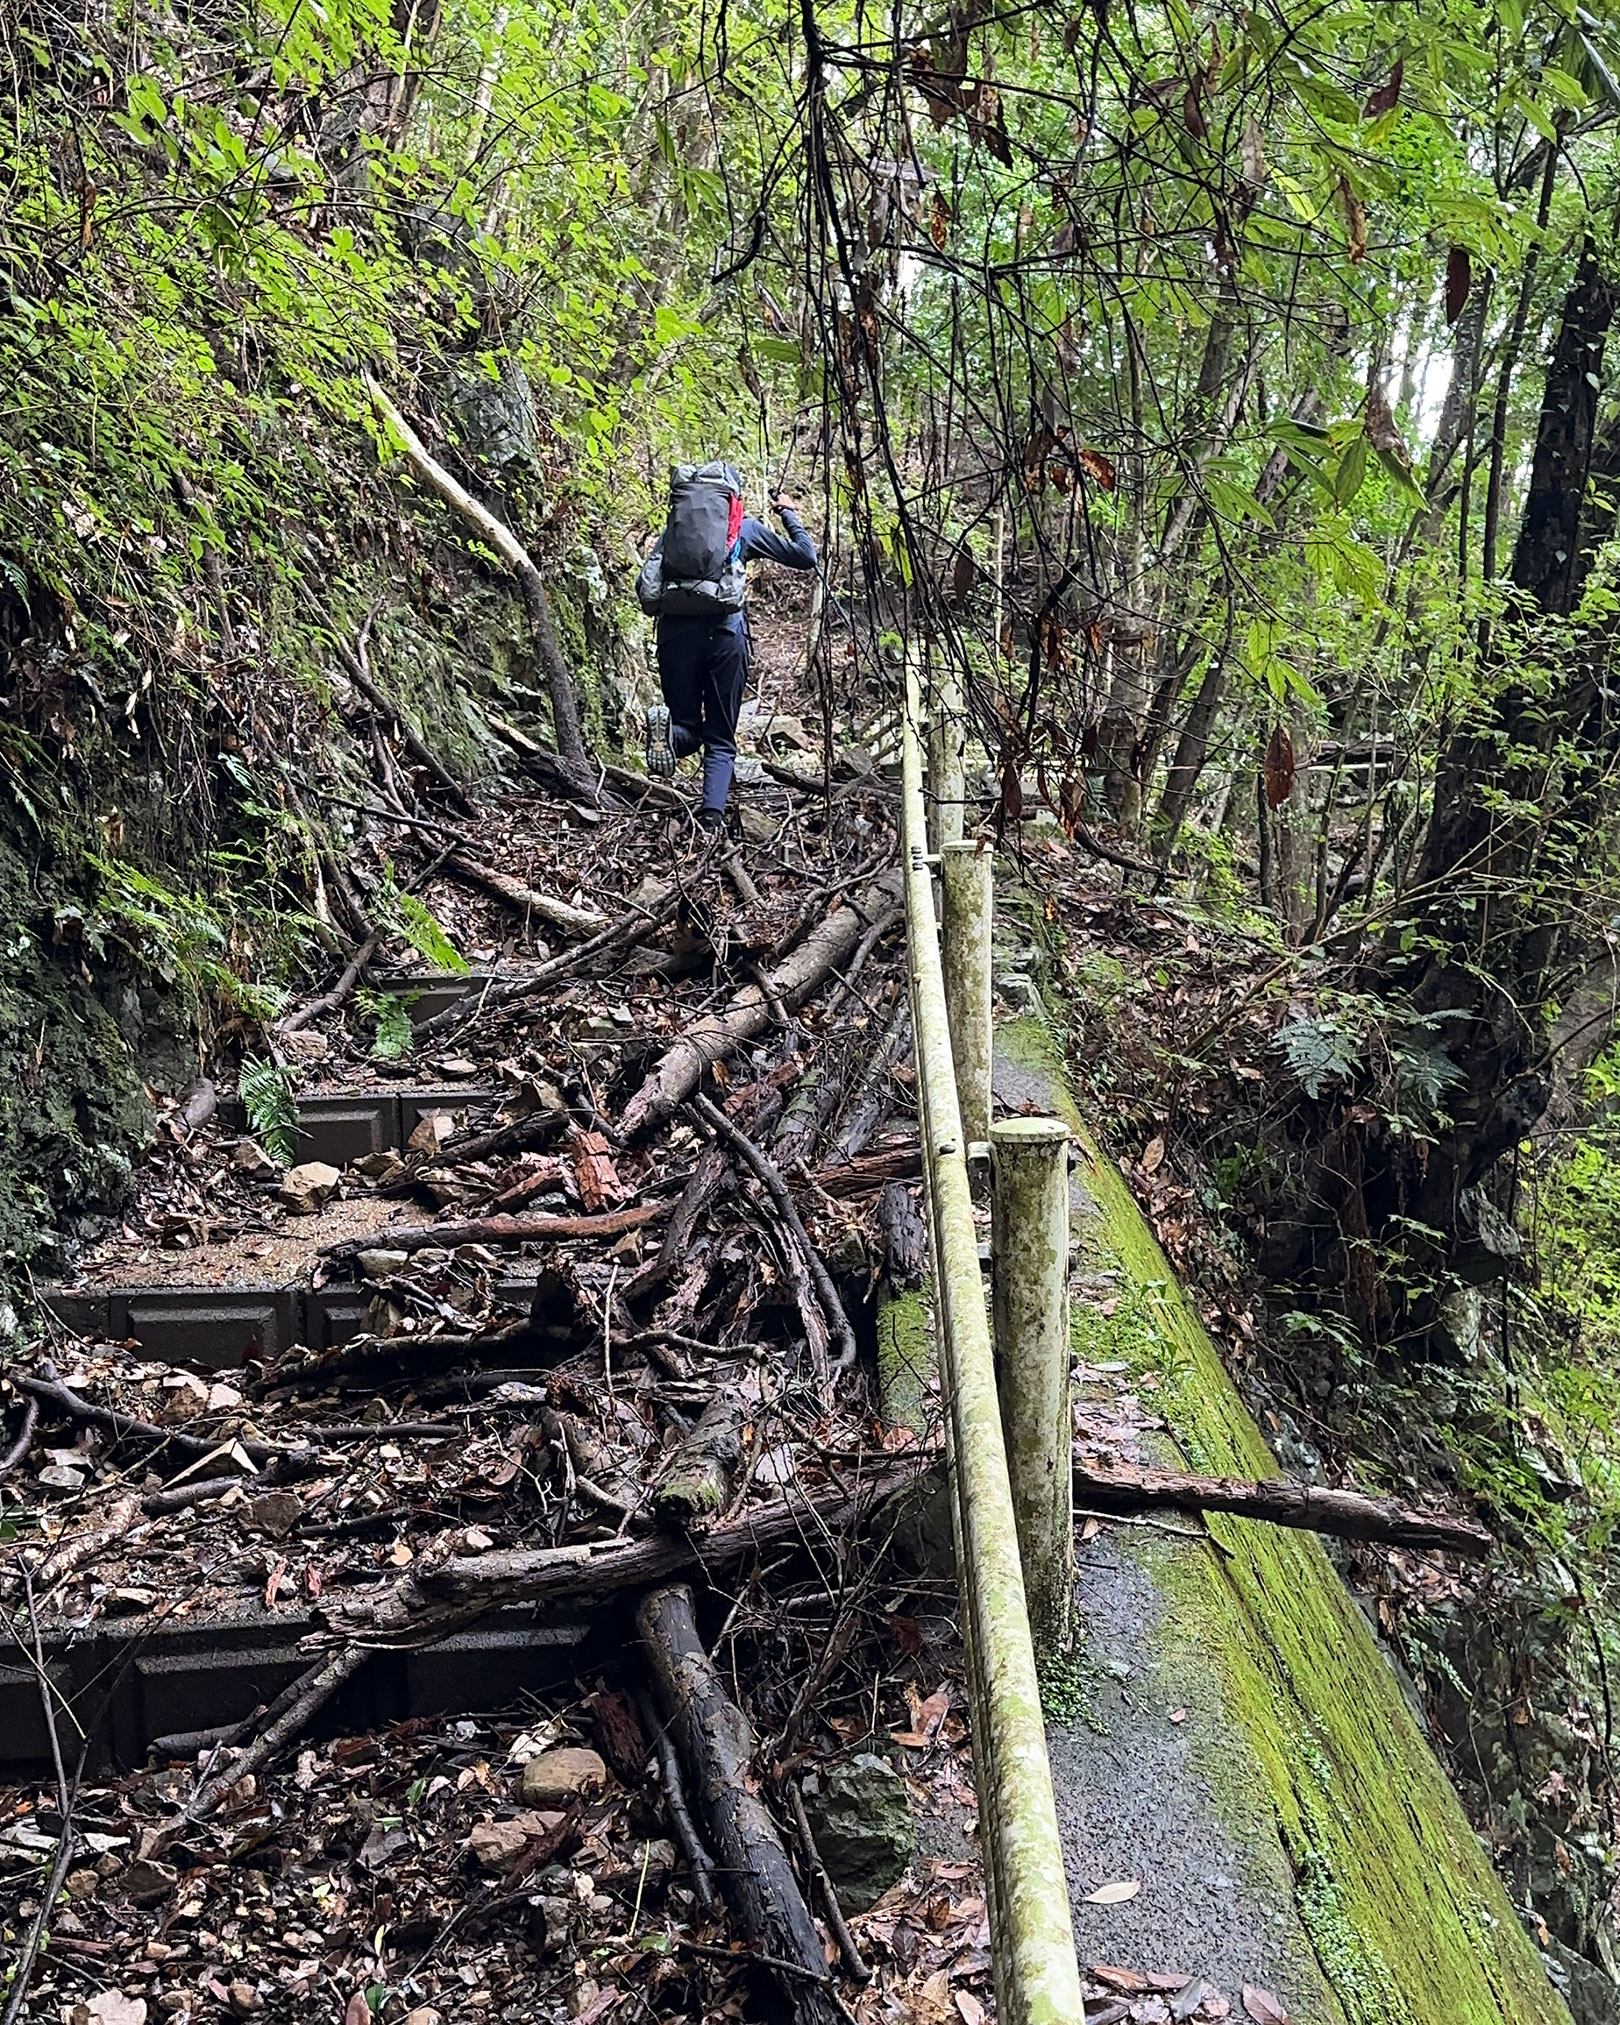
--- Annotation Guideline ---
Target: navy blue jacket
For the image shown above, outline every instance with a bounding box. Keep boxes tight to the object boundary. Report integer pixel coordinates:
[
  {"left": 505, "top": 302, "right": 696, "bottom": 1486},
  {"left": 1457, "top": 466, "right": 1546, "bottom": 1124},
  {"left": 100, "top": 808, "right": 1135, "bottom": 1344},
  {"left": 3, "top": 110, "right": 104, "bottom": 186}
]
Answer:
[{"left": 654, "top": 508, "right": 818, "bottom": 639}]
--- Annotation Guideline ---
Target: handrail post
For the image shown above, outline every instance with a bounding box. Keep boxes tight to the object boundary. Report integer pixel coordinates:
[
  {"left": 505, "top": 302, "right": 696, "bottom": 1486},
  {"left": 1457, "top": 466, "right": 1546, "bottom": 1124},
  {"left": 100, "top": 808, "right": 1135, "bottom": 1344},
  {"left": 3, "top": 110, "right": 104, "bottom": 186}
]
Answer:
[
  {"left": 940, "top": 840, "right": 992, "bottom": 1150},
  {"left": 928, "top": 661, "right": 966, "bottom": 850},
  {"left": 990, "top": 1117, "right": 1074, "bottom": 1654}
]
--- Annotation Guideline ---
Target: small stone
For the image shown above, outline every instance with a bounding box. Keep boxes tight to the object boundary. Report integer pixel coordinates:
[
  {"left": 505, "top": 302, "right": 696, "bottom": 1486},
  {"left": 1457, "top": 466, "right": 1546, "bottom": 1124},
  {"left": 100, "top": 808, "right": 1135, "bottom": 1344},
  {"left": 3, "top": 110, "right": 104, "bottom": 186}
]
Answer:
[
  {"left": 457, "top": 1527, "right": 495, "bottom": 1554},
  {"left": 276, "top": 1161, "right": 341, "bottom": 1214},
  {"left": 435, "top": 1057, "right": 480, "bottom": 1079},
  {"left": 801, "top": 1752, "right": 914, "bottom": 1912},
  {"left": 122, "top": 1857, "right": 179, "bottom": 1906},
  {"left": 37, "top": 1463, "right": 88, "bottom": 1495},
  {"left": 350, "top": 1151, "right": 405, "bottom": 1181},
  {"left": 520, "top": 1747, "right": 608, "bottom": 1807},
  {"left": 355, "top": 1248, "right": 409, "bottom": 1282},
  {"left": 468, "top": 1819, "right": 527, "bottom": 1870},
  {"left": 407, "top": 1111, "right": 456, "bottom": 1155},
  {"left": 404, "top": 2011, "right": 442, "bottom": 2025},
  {"left": 226, "top": 1982, "right": 261, "bottom": 2017},
  {"left": 65, "top": 1867, "right": 100, "bottom": 1901},
  {"left": 158, "top": 1995, "right": 190, "bottom": 2016},
  {"left": 231, "top": 1139, "right": 280, "bottom": 1180},
  {"left": 105, "top": 1587, "right": 158, "bottom": 1614},
  {"left": 243, "top": 1491, "right": 303, "bottom": 1540}
]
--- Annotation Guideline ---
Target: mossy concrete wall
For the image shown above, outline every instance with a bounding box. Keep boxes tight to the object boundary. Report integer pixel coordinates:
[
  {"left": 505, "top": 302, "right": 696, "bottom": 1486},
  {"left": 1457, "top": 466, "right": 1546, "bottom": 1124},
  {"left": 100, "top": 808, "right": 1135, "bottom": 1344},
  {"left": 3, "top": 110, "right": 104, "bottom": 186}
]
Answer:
[{"left": 1000, "top": 1015, "right": 1569, "bottom": 2025}]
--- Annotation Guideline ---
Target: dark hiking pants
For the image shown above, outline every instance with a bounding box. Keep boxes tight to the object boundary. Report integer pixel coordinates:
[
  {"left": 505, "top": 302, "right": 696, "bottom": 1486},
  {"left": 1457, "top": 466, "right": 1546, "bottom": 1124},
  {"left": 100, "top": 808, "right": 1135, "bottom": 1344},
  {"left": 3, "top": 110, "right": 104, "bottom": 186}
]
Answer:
[{"left": 656, "top": 615, "right": 748, "bottom": 815}]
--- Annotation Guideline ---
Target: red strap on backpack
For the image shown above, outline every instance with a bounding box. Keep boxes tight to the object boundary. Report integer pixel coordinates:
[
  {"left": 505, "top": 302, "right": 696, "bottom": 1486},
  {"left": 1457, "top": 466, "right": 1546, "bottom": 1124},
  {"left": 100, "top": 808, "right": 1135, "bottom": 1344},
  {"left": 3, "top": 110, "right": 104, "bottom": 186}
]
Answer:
[{"left": 726, "top": 492, "right": 744, "bottom": 549}]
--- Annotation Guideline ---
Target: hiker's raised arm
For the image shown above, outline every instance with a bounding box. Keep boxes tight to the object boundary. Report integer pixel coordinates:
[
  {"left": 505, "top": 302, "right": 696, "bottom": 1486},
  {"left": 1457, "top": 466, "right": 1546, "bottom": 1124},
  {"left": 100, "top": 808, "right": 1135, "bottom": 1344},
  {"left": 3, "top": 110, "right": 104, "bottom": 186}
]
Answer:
[{"left": 739, "top": 500, "right": 817, "bottom": 571}]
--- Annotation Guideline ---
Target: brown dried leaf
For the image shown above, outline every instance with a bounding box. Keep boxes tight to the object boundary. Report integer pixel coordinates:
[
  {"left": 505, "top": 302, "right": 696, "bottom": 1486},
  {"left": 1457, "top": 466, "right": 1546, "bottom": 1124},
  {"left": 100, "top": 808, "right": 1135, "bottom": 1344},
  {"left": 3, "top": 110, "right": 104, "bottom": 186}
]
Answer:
[
  {"left": 1445, "top": 244, "right": 1472, "bottom": 327},
  {"left": 1078, "top": 446, "right": 1118, "bottom": 491},
  {"left": 1141, "top": 1135, "right": 1166, "bottom": 1174},
  {"left": 1362, "top": 59, "right": 1402, "bottom": 118},
  {"left": 1242, "top": 1989, "right": 1290, "bottom": 2025},
  {"left": 930, "top": 187, "right": 951, "bottom": 251}
]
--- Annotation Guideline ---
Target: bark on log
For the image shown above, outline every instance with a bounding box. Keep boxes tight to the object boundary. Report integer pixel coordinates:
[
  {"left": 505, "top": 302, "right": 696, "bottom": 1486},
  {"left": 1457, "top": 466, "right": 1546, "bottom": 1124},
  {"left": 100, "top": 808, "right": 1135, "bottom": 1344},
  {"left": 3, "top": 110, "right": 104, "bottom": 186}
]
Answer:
[
  {"left": 337, "top": 1464, "right": 921, "bottom": 1634},
  {"left": 625, "top": 1144, "right": 730, "bottom": 1300},
  {"left": 828, "top": 1000, "right": 912, "bottom": 1163},
  {"left": 653, "top": 1389, "right": 745, "bottom": 1524},
  {"left": 620, "top": 869, "right": 904, "bottom": 1137},
  {"left": 444, "top": 854, "right": 606, "bottom": 938},
  {"left": 809, "top": 1143, "right": 922, "bottom": 1196},
  {"left": 1074, "top": 1459, "right": 1493, "bottom": 1555},
  {"left": 321, "top": 1199, "right": 667, "bottom": 1259},
  {"left": 637, "top": 1584, "right": 844, "bottom": 2025},
  {"left": 364, "top": 373, "right": 592, "bottom": 785}
]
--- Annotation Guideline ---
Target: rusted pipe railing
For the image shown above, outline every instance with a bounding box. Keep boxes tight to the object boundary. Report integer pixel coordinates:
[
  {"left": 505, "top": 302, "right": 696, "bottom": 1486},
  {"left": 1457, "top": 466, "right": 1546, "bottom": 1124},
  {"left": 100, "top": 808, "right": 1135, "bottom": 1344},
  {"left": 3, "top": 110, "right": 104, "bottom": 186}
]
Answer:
[{"left": 902, "top": 668, "right": 1085, "bottom": 2025}]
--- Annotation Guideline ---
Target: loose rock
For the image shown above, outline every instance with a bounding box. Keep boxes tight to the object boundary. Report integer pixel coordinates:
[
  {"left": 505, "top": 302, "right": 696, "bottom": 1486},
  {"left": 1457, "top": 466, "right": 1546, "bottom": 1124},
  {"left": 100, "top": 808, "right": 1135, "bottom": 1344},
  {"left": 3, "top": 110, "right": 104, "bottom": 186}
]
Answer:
[
  {"left": 801, "top": 1750, "right": 914, "bottom": 1912},
  {"left": 520, "top": 1745, "right": 608, "bottom": 1806},
  {"left": 231, "top": 1138, "right": 280, "bottom": 1179},
  {"left": 122, "top": 1857, "right": 179, "bottom": 1906},
  {"left": 277, "top": 1161, "right": 341, "bottom": 1213},
  {"left": 244, "top": 1491, "right": 304, "bottom": 1540}
]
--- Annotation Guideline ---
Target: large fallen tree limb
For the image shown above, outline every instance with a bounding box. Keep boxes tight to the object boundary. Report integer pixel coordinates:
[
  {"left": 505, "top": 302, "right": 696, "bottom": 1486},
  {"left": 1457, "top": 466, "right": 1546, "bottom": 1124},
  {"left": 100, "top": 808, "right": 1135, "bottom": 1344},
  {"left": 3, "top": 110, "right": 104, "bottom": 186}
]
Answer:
[
  {"left": 621, "top": 868, "right": 904, "bottom": 1136},
  {"left": 331, "top": 1462, "right": 921, "bottom": 1635},
  {"left": 1075, "top": 1458, "right": 1493, "bottom": 1555},
  {"left": 444, "top": 854, "right": 606, "bottom": 938},
  {"left": 322, "top": 1198, "right": 668, "bottom": 1260},
  {"left": 639, "top": 1584, "right": 844, "bottom": 2025},
  {"left": 364, "top": 373, "right": 592, "bottom": 785}
]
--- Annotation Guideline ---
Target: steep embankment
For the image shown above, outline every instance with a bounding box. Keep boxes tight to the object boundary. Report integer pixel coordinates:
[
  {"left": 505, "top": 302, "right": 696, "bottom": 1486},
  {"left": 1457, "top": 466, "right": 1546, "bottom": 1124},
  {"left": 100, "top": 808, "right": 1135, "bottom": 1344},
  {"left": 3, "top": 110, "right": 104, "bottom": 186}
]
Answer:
[{"left": 998, "top": 1016, "right": 1569, "bottom": 2025}]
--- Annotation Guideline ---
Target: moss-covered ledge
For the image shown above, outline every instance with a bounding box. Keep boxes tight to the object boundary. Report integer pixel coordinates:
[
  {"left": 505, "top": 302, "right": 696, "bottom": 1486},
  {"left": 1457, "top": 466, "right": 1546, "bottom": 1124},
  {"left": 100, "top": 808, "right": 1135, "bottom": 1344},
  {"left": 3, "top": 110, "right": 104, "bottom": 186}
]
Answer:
[{"left": 1000, "top": 1014, "right": 1569, "bottom": 2025}]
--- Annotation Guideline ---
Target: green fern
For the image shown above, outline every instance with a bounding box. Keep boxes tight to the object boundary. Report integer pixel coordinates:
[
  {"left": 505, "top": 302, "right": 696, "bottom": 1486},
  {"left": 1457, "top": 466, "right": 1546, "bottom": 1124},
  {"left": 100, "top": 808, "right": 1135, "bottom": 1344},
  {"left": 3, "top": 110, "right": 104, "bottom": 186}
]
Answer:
[
  {"left": 392, "top": 891, "right": 469, "bottom": 975},
  {"left": 358, "top": 988, "right": 417, "bottom": 1060},
  {"left": 240, "top": 1056, "right": 300, "bottom": 1163}
]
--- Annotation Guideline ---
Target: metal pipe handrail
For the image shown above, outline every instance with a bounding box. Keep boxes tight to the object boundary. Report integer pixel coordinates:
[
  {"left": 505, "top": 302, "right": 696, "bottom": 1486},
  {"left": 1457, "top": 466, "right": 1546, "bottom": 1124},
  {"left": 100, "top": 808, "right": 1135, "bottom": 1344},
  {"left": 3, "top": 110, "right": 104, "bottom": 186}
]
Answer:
[{"left": 901, "top": 671, "right": 1085, "bottom": 2025}]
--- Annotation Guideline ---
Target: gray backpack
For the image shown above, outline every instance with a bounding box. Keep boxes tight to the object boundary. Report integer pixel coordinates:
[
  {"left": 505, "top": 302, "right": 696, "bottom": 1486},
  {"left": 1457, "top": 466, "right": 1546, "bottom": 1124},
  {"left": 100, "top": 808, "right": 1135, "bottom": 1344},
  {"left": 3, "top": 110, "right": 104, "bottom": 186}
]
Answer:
[{"left": 636, "top": 462, "right": 747, "bottom": 616}]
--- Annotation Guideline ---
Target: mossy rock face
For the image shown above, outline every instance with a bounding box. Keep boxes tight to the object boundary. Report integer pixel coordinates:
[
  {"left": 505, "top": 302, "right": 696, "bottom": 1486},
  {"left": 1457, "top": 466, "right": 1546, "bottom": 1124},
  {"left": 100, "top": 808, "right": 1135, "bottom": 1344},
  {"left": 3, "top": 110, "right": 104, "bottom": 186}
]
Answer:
[
  {"left": 998, "top": 1014, "right": 1571, "bottom": 2025},
  {"left": 802, "top": 1751, "right": 915, "bottom": 1912},
  {"left": 0, "top": 828, "right": 156, "bottom": 1295}
]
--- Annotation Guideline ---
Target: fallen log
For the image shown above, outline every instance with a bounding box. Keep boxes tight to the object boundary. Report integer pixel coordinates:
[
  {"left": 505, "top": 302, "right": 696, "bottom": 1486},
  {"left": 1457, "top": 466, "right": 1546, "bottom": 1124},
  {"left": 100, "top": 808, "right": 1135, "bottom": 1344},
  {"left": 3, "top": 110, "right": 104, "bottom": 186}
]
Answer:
[
  {"left": 620, "top": 868, "right": 904, "bottom": 1137},
  {"left": 638, "top": 1584, "right": 844, "bottom": 2025},
  {"left": 321, "top": 1199, "right": 668, "bottom": 1260},
  {"left": 444, "top": 854, "right": 606, "bottom": 939},
  {"left": 1074, "top": 1458, "right": 1493, "bottom": 1555},
  {"left": 809, "top": 1142, "right": 923, "bottom": 1196},
  {"left": 334, "top": 1462, "right": 921, "bottom": 1634},
  {"left": 625, "top": 1144, "right": 730, "bottom": 1300},
  {"left": 828, "top": 999, "right": 912, "bottom": 1163},
  {"left": 653, "top": 1388, "right": 745, "bottom": 1524},
  {"left": 280, "top": 930, "right": 382, "bottom": 1035},
  {"left": 365, "top": 373, "right": 592, "bottom": 786},
  {"left": 694, "top": 1092, "right": 856, "bottom": 1376},
  {"left": 410, "top": 890, "right": 682, "bottom": 1043}
]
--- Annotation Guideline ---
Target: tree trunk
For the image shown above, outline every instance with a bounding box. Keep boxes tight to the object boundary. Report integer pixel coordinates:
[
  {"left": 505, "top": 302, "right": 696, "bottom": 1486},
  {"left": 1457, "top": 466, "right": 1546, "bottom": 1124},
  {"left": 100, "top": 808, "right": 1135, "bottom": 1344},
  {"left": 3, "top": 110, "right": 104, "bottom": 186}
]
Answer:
[
  {"left": 364, "top": 373, "right": 593, "bottom": 784},
  {"left": 637, "top": 1585, "right": 845, "bottom": 2025}
]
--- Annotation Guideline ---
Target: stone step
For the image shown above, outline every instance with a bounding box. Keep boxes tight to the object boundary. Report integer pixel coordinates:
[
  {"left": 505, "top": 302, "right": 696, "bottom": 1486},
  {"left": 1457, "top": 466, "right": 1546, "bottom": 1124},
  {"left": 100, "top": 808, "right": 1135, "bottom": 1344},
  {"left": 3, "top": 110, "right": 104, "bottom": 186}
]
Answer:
[
  {"left": 40, "top": 1274, "right": 545, "bottom": 1370},
  {"left": 226, "top": 1082, "right": 502, "bottom": 1167},
  {"left": 0, "top": 1601, "right": 594, "bottom": 1777}
]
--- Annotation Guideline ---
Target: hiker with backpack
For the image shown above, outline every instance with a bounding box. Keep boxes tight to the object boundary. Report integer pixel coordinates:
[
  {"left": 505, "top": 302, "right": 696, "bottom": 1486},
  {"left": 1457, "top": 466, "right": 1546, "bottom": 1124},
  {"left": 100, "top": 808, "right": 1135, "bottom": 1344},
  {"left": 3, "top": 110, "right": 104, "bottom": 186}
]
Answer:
[{"left": 636, "top": 461, "right": 818, "bottom": 831}]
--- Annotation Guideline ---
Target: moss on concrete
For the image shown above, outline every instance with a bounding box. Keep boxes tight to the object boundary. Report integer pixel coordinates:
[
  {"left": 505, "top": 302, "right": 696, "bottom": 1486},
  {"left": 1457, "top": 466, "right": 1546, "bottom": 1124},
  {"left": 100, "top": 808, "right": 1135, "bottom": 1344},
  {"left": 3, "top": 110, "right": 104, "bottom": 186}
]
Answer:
[{"left": 1001, "top": 1014, "right": 1569, "bottom": 2025}]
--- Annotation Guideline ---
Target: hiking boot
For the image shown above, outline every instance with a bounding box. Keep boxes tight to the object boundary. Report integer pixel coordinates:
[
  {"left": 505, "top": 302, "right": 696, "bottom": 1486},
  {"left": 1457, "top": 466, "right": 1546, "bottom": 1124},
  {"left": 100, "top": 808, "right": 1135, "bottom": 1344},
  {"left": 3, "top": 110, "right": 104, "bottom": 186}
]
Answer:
[
  {"left": 696, "top": 807, "right": 724, "bottom": 834},
  {"left": 646, "top": 705, "right": 675, "bottom": 778}
]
